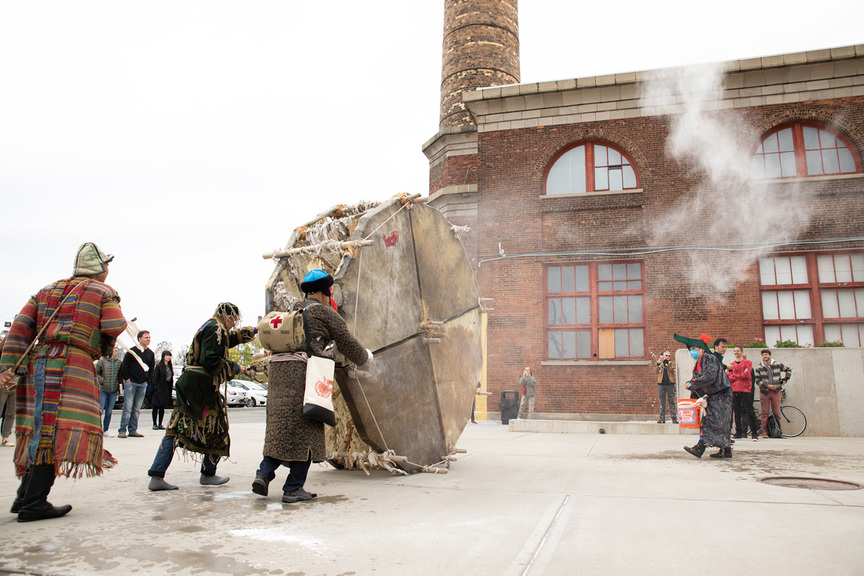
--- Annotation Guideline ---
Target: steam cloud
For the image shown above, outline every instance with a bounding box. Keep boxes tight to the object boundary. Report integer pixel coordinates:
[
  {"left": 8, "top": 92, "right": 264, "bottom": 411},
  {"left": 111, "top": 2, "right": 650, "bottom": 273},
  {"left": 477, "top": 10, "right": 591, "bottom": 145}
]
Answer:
[{"left": 639, "top": 63, "right": 811, "bottom": 296}]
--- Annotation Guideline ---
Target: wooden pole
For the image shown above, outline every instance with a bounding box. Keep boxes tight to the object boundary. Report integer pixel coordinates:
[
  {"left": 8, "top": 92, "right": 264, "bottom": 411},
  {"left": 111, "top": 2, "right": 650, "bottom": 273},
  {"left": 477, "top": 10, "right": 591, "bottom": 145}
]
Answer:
[
  {"left": 262, "top": 239, "right": 374, "bottom": 260},
  {"left": 116, "top": 338, "right": 149, "bottom": 373}
]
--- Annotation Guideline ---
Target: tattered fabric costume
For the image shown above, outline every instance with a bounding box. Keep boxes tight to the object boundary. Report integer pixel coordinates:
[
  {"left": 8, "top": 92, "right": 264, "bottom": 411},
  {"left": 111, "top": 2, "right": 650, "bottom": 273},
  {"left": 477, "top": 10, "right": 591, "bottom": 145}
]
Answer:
[
  {"left": 0, "top": 277, "right": 126, "bottom": 478},
  {"left": 673, "top": 333, "right": 733, "bottom": 450},
  {"left": 166, "top": 313, "right": 254, "bottom": 460}
]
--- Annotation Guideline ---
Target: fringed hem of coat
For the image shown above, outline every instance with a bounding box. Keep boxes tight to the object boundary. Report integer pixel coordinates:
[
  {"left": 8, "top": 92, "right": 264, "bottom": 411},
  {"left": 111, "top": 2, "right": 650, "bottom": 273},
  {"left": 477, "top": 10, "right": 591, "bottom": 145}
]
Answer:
[
  {"left": 14, "top": 429, "right": 118, "bottom": 479},
  {"left": 164, "top": 407, "right": 230, "bottom": 458}
]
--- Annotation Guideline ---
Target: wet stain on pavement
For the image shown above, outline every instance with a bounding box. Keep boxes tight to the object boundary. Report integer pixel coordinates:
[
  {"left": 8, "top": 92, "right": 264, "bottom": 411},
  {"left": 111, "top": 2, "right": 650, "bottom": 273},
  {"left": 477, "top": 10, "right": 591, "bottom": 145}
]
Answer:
[
  {"left": 607, "top": 448, "right": 864, "bottom": 478},
  {"left": 310, "top": 494, "right": 348, "bottom": 504}
]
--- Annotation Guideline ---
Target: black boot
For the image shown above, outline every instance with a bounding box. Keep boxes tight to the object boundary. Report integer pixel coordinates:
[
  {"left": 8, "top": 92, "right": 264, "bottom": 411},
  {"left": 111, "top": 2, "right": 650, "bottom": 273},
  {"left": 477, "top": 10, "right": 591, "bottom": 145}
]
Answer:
[
  {"left": 17, "top": 465, "right": 72, "bottom": 522},
  {"left": 710, "top": 446, "right": 733, "bottom": 459},
  {"left": 684, "top": 439, "right": 706, "bottom": 458},
  {"left": 10, "top": 473, "right": 29, "bottom": 514}
]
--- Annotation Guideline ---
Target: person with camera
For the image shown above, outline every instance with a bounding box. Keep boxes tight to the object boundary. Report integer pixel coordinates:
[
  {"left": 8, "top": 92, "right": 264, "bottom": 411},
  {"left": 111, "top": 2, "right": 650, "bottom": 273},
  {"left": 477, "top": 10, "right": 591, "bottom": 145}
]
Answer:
[
  {"left": 517, "top": 367, "right": 536, "bottom": 419},
  {"left": 655, "top": 351, "right": 678, "bottom": 424}
]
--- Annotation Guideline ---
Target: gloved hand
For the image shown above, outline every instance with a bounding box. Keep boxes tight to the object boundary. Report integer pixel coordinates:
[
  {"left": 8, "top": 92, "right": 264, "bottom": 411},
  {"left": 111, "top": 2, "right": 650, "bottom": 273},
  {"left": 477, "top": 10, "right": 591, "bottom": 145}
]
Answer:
[
  {"left": 237, "top": 326, "right": 256, "bottom": 343},
  {"left": 366, "top": 349, "right": 374, "bottom": 362}
]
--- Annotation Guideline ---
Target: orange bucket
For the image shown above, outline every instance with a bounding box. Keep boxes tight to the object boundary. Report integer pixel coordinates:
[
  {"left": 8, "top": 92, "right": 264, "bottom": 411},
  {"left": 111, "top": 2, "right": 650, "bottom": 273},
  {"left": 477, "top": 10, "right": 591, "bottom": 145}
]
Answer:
[{"left": 677, "top": 399, "right": 701, "bottom": 429}]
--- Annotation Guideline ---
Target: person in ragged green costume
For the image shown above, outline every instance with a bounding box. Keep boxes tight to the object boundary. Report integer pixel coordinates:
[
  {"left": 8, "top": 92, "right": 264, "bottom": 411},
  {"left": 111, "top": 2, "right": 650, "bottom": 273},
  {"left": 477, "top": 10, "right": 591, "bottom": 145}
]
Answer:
[
  {"left": 676, "top": 332, "right": 733, "bottom": 459},
  {"left": 146, "top": 303, "right": 256, "bottom": 491}
]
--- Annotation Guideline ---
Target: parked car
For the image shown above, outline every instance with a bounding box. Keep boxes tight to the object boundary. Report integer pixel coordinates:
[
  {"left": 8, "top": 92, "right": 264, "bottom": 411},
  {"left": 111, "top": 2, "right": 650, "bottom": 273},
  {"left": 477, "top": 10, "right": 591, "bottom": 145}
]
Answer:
[
  {"left": 221, "top": 381, "right": 250, "bottom": 407},
  {"left": 230, "top": 380, "right": 267, "bottom": 407}
]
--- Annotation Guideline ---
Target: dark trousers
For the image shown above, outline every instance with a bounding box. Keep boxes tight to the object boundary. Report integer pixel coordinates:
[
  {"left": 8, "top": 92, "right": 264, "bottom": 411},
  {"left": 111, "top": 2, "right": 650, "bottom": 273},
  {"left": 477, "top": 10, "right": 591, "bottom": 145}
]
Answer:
[
  {"left": 733, "top": 390, "right": 760, "bottom": 436},
  {"left": 15, "top": 465, "right": 57, "bottom": 513},
  {"left": 148, "top": 435, "right": 218, "bottom": 478},
  {"left": 256, "top": 455, "right": 312, "bottom": 494},
  {"left": 657, "top": 384, "right": 676, "bottom": 421}
]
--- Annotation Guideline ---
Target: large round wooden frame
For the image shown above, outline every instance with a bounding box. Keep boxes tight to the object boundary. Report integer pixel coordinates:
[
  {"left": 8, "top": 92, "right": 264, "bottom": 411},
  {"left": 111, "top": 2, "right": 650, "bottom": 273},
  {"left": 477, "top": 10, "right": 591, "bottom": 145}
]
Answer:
[{"left": 264, "top": 196, "right": 483, "bottom": 473}]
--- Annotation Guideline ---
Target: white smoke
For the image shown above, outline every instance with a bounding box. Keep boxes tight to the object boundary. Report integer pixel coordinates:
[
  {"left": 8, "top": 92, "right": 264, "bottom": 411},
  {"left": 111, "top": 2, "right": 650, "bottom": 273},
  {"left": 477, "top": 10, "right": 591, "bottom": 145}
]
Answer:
[{"left": 640, "top": 63, "right": 811, "bottom": 296}]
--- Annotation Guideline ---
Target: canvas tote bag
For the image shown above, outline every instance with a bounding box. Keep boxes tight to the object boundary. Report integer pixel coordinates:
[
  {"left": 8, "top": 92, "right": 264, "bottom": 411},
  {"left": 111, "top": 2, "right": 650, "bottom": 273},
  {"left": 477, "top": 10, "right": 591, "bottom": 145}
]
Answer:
[{"left": 302, "top": 355, "right": 336, "bottom": 426}]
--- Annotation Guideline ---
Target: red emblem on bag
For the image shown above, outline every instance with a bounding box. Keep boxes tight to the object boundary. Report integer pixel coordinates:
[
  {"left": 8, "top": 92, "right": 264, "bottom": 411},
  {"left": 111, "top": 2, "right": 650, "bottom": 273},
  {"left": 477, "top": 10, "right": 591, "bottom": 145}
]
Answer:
[
  {"left": 383, "top": 231, "right": 399, "bottom": 248},
  {"left": 269, "top": 315, "right": 283, "bottom": 329},
  {"left": 315, "top": 377, "right": 333, "bottom": 399}
]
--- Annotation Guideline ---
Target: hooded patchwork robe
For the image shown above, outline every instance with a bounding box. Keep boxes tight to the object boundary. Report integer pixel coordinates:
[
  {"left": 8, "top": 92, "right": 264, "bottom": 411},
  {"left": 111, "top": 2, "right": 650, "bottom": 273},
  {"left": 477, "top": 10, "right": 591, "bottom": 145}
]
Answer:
[
  {"left": 167, "top": 317, "right": 254, "bottom": 458},
  {"left": 264, "top": 300, "right": 369, "bottom": 463},
  {"left": 687, "top": 351, "right": 733, "bottom": 448},
  {"left": 0, "top": 277, "right": 126, "bottom": 477}
]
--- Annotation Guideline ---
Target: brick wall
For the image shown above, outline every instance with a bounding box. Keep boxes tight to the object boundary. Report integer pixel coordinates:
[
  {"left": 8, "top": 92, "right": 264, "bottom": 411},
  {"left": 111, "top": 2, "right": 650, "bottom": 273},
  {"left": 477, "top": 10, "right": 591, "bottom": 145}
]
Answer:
[
  {"left": 471, "top": 96, "right": 864, "bottom": 415},
  {"left": 429, "top": 153, "right": 479, "bottom": 195}
]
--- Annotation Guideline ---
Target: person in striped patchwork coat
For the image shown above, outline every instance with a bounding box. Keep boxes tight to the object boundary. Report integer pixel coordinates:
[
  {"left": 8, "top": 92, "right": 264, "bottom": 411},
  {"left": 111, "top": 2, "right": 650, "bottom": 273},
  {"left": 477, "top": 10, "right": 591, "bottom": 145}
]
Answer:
[{"left": 0, "top": 242, "right": 127, "bottom": 522}]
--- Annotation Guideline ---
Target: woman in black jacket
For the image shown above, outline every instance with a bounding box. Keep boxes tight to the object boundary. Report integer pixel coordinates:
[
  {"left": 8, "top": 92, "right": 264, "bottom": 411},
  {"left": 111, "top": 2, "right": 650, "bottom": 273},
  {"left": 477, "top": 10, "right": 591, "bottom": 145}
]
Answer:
[{"left": 151, "top": 350, "right": 174, "bottom": 430}]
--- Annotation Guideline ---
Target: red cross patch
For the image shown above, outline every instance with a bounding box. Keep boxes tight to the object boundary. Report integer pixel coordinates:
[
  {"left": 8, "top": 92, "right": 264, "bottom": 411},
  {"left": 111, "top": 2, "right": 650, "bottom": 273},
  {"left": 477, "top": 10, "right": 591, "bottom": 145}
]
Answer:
[
  {"left": 269, "top": 315, "right": 284, "bottom": 329},
  {"left": 383, "top": 231, "right": 399, "bottom": 248}
]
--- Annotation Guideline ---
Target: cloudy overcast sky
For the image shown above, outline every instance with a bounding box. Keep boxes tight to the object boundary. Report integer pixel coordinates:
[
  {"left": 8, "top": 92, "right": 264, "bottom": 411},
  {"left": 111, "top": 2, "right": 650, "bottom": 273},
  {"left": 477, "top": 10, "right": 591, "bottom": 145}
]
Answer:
[{"left": 1, "top": 1, "right": 861, "bottom": 351}]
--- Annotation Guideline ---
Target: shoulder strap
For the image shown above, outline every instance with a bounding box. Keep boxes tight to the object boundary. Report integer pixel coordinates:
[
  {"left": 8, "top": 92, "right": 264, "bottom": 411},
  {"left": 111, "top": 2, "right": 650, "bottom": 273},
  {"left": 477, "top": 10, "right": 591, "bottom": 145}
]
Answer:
[
  {"left": 301, "top": 301, "right": 320, "bottom": 356},
  {"left": 8, "top": 282, "right": 83, "bottom": 373}
]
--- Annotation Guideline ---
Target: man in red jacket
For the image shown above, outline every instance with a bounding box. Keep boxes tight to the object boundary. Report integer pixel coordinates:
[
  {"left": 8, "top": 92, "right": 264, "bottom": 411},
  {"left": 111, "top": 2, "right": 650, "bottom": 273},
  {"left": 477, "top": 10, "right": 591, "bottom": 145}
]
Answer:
[{"left": 727, "top": 346, "right": 760, "bottom": 441}]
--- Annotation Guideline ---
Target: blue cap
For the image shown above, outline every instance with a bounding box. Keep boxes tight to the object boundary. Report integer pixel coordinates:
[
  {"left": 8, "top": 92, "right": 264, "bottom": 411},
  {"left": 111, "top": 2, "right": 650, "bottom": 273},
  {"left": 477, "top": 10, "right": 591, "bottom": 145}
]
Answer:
[
  {"left": 303, "top": 269, "right": 329, "bottom": 283},
  {"left": 300, "top": 269, "right": 334, "bottom": 295}
]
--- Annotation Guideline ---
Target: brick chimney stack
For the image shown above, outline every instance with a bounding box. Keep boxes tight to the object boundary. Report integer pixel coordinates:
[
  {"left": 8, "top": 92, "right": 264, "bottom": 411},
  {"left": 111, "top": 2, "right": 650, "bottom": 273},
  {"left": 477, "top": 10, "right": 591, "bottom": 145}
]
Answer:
[
  {"left": 439, "top": 0, "right": 520, "bottom": 129},
  {"left": 423, "top": 0, "right": 520, "bottom": 196}
]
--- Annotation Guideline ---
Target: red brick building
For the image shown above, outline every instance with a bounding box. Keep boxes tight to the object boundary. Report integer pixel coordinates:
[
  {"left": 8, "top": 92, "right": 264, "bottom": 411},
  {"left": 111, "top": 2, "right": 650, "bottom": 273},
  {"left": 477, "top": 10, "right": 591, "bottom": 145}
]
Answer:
[{"left": 424, "top": 1, "right": 864, "bottom": 418}]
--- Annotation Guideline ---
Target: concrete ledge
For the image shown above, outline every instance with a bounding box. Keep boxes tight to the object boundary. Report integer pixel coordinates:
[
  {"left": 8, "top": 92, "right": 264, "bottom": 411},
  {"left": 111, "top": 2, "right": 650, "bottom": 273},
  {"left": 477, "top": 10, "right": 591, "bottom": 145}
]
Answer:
[{"left": 508, "top": 419, "right": 693, "bottom": 435}]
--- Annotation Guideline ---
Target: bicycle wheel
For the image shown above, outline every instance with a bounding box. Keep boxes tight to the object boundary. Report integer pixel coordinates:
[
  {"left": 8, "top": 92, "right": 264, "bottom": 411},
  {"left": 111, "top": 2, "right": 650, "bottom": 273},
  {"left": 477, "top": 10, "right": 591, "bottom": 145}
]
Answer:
[{"left": 779, "top": 405, "right": 807, "bottom": 438}]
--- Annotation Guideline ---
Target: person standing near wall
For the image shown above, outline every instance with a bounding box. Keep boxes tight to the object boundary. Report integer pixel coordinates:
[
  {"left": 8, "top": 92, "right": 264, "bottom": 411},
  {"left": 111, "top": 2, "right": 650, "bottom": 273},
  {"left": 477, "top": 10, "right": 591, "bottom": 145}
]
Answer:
[
  {"left": 753, "top": 349, "right": 792, "bottom": 438},
  {"left": 517, "top": 367, "right": 536, "bottom": 419},
  {"left": 655, "top": 351, "right": 678, "bottom": 424},
  {"left": 728, "top": 346, "right": 760, "bottom": 441}
]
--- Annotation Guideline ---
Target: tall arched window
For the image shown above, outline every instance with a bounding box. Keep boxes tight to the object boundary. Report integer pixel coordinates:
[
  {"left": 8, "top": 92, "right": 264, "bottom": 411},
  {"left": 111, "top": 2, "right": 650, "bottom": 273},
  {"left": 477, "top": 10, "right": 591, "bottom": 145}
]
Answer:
[
  {"left": 751, "top": 123, "right": 861, "bottom": 179},
  {"left": 545, "top": 142, "right": 639, "bottom": 195}
]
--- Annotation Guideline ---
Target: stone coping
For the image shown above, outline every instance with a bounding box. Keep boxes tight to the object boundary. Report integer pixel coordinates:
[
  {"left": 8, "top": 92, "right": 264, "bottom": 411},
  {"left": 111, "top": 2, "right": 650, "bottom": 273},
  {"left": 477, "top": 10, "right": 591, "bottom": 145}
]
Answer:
[
  {"left": 464, "top": 44, "right": 864, "bottom": 102},
  {"left": 507, "top": 419, "right": 693, "bottom": 435}
]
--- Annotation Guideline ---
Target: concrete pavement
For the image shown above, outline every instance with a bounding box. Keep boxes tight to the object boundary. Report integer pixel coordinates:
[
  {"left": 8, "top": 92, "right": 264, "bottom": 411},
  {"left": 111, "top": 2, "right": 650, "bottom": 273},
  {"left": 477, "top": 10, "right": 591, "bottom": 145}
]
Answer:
[{"left": 1, "top": 409, "right": 863, "bottom": 576}]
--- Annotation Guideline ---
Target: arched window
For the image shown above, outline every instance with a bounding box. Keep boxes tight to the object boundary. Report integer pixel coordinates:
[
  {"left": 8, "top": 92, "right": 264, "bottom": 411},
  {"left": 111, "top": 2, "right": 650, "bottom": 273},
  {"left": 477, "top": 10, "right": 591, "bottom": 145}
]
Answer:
[
  {"left": 545, "top": 142, "right": 639, "bottom": 195},
  {"left": 751, "top": 123, "right": 861, "bottom": 179}
]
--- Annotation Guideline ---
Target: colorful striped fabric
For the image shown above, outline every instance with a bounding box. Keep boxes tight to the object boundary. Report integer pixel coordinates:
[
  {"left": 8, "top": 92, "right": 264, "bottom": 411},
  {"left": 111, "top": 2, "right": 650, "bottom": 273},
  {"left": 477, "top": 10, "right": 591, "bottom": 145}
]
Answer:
[{"left": 0, "top": 277, "right": 126, "bottom": 478}]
